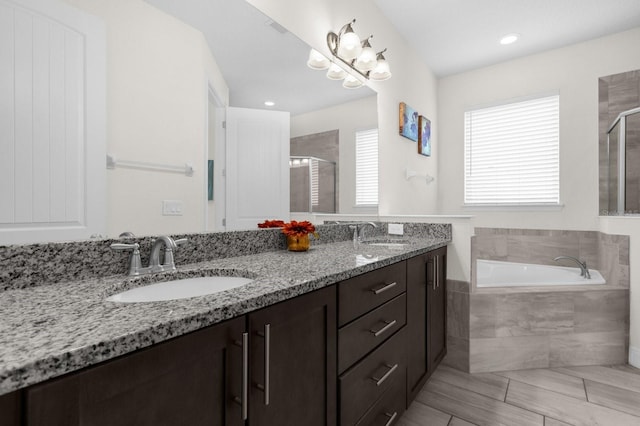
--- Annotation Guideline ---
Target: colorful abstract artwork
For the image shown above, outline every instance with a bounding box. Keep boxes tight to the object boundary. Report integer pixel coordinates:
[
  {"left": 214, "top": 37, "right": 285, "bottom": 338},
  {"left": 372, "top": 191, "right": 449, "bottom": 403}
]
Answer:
[
  {"left": 418, "top": 116, "right": 431, "bottom": 156},
  {"left": 399, "top": 102, "right": 419, "bottom": 142}
]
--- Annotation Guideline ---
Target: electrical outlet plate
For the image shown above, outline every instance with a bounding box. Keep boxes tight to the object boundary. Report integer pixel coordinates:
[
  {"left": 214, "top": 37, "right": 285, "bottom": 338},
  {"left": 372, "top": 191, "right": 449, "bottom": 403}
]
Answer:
[
  {"left": 162, "top": 200, "right": 184, "bottom": 216},
  {"left": 388, "top": 223, "right": 404, "bottom": 235}
]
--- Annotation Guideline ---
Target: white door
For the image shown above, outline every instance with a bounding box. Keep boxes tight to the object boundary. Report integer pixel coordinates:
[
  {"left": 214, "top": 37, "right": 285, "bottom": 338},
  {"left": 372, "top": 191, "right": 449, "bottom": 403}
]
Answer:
[
  {"left": 225, "top": 107, "right": 289, "bottom": 230},
  {"left": 0, "top": 0, "right": 105, "bottom": 244}
]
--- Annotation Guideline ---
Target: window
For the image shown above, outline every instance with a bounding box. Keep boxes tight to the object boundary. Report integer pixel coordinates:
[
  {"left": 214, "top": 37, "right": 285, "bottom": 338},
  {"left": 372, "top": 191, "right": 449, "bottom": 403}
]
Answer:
[
  {"left": 355, "top": 128, "right": 379, "bottom": 205},
  {"left": 464, "top": 95, "right": 559, "bottom": 206}
]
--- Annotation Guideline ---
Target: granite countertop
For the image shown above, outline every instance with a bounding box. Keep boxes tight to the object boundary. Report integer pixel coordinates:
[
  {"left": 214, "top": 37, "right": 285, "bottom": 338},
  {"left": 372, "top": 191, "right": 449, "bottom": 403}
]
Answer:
[{"left": 0, "top": 236, "right": 449, "bottom": 395}]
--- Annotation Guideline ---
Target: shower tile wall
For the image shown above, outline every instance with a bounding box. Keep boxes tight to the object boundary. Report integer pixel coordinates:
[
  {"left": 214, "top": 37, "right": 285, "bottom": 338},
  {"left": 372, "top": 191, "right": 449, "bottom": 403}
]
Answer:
[
  {"left": 599, "top": 69, "right": 640, "bottom": 213},
  {"left": 290, "top": 129, "right": 339, "bottom": 213}
]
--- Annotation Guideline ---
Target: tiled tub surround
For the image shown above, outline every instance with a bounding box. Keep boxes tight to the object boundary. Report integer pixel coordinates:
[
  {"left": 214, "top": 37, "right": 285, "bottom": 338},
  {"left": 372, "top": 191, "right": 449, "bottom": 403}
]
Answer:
[
  {"left": 0, "top": 223, "right": 450, "bottom": 395},
  {"left": 463, "top": 228, "right": 630, "bottom": 373}
]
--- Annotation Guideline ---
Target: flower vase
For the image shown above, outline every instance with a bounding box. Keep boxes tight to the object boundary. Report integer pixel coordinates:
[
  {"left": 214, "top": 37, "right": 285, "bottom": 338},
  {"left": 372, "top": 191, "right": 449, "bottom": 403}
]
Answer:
[{"left": 287, "top": 234, "right": 310, "bottom": 252}]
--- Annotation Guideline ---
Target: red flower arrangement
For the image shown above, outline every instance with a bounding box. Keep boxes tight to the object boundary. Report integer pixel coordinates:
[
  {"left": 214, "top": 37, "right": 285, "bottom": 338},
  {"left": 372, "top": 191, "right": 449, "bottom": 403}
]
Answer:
[
  {"left": 258, "top": 219, "right": 286, "bottom": 228},
  {"left": 281, "top": 220, "right": 319, "bottom": 238}
]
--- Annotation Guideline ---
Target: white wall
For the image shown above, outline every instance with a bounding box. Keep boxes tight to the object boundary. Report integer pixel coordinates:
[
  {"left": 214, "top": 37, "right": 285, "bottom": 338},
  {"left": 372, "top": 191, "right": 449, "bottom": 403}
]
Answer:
[
  {"left": 291, "top": 96, "right": 377, "bottom": 214},
  {"left": 247, "top": 0, "right": 439, "bottom": 217},
  {"left": 63, "top": 0, "right": 229, "bottom": 238},
  {"left": 438, "top": 27, "right": 640, "bottom": 365},
  {"left": 438, "top": 28, "right": 640, "bottom": 230}
]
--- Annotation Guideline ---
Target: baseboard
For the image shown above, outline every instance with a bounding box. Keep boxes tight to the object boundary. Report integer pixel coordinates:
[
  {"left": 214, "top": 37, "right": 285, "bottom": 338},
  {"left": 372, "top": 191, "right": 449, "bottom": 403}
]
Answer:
[{"left": 630, "top": 346, "right": 640, "bottom": 368}]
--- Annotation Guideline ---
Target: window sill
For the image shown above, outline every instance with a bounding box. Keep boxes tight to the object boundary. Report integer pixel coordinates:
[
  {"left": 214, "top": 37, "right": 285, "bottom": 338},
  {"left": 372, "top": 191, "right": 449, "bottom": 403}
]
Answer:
[{"left": 462, "top": 203, "right": 564, "bottom": 212}]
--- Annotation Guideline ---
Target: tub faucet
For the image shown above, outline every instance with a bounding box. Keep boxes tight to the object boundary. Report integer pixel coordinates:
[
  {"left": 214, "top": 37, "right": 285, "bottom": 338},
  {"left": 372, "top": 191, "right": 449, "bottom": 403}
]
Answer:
[{"left": 553, "top": 256, "right": 591, "bottom": 279}]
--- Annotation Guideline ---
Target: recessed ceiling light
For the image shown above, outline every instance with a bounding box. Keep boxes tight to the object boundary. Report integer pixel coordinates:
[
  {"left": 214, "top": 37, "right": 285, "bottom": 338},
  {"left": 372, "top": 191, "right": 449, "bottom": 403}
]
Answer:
[
  {"left": 264, "top": 101, "right": 275, "bottom": 107},
  {"left": 500, "top": 33, "right": 520, "bottom": 45}
]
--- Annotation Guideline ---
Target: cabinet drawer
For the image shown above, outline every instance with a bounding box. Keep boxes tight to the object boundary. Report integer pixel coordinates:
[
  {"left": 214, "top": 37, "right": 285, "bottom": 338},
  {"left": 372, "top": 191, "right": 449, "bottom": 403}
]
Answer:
[
  {"left": 355, "top": 371, "right": 405, "bottom": 426},
  {"left": 339, "top": 328, "right": 406, "bottom": 426},
  {"left": 339, "top": 261, "right": 406, "bottom": 326},
  {"left": 339, "top": 294, "right": 406, "bottom": 373}
]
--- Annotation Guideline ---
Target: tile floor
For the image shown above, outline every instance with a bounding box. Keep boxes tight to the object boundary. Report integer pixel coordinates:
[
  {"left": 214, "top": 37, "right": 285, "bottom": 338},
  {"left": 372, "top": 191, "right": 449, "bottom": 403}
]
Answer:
[{"left": 398, "top": 364, "right": 640, "bottom": 426}]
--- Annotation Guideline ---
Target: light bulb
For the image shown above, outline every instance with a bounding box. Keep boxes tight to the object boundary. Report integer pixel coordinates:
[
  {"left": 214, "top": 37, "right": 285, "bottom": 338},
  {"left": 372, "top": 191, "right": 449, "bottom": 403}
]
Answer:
[
  {"left": 342, "top": 74, "right": 363, "bottom": 89},
  {"left": 306, "top": 48, "right": 330, "bottom": 70},
  {"left": 337, "top": 31, "right": 362, "bottom": 60},
  {"left": 369, "top": 54, "right": 392, "bottom": 81},
  {"left": 326, "top": 63, "right": 346, "bottom": 80},
  {"left": 355, "top": 46, "right": 377, "bottom": 72}
]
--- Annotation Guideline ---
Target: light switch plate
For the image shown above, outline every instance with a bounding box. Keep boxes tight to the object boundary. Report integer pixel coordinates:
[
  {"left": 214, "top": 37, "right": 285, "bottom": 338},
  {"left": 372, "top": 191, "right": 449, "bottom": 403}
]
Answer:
[
  {"left": 388, "top": 223, "right": 404, "bottom": 235},
  {"left": 162, "top": 200, "right": 184, "bottom": 216}
]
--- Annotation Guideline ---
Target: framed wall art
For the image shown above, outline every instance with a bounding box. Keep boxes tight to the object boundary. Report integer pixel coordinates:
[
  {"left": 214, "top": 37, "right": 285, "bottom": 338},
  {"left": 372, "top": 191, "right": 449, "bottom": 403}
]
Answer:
[
  {"left": 418, "top": 115, "right": 431, "bottom": 156},
  {"left": 399, "top": 102, "right": 419, "bottom": 142}
]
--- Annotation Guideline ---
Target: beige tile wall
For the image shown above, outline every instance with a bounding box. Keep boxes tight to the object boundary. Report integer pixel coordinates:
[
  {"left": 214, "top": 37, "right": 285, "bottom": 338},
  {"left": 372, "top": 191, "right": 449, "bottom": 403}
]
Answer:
[{"left": 463, "top": 228, "right": 630, "bottom": 373}]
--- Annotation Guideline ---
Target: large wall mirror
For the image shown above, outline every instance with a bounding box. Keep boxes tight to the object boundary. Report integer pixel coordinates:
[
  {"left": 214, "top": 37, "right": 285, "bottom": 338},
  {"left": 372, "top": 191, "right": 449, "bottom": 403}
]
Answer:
[{"left": 3, "top": 0, "right": 378, "bottom": 244}]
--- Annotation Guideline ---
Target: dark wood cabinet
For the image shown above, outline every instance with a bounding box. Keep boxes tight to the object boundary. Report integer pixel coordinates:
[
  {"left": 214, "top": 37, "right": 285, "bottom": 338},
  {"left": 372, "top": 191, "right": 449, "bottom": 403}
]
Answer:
[
  {"left": 248, "top": 285, "right": 336, "bottom": 426},
  {"left": 406, "top": 246, "right": 447, "bottom": 405},
  {"left": 338, "top": 263, "right": 407, "bottom": 426},
  {"left": 0, "top": 390, "right": 21, "bottom": 426},
  {"left": 19, "top": 286, "right": 336, "bottom": 426},
  {"left": 24, "top": 316, "right": 245, "bottom": 426}
]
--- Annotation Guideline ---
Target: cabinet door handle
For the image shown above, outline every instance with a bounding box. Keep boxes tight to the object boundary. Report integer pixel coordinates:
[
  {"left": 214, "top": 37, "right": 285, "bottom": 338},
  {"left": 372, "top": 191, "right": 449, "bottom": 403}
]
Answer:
[
  {"left": 371, "top": 281, "right": 397, "bottom": 295},
  {"left": 433, "top": 255, "right": 438, "bottom": 290},
  {"left": 241, "top": 332, "right": 249, "bottom": 420},
  {"left": 264, "top": 323, "right": 271, "bottom": 406},
  {"left": 384, "top": 411, "right": 398, "bottom": 426},
  {"left": 255, "top": 324, "right": 271, "bottom": 406},
  {"left": 370, "top": 363, "right": 399, "bottom": 386},
  {"left": 370, "top": 319, "right": 397, "bottom": 337}
]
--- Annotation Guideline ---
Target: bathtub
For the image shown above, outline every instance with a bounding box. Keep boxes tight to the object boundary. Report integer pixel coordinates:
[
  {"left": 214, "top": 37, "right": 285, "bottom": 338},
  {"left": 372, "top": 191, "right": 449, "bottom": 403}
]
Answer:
[{"left": 477, "top": 259, "right": 606, "bottom": 287}]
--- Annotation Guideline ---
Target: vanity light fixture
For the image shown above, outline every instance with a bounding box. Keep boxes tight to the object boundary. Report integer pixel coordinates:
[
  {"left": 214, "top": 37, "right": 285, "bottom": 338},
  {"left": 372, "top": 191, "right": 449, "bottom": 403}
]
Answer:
[{"left": 306, "top": 19, "right": 392, "bottom": 88}]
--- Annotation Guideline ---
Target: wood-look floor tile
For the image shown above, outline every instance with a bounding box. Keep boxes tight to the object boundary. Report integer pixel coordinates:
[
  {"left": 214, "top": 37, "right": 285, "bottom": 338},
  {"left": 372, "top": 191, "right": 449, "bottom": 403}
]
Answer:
[
  {"left": 396, "top": 400, "right": 451, "bottom": 426},
  {"left": 584, "top": 379, "right": 640, "bottom": 417},
  {"left": 431, "top": 365, "right": 509, "bottom": 401},
  {"left": 506, "top": 380, "right": 640, "bottom": 425},
  {"left": 449, "top": 417, "right": 478, "bottom": 426},
  {"left": 553, "top": 365, "right": 640, "bottom": 393},
  {"left": 544, "top": 417, "right": 573, "bottom": 426},
  {"left": 495, "top": 368, "right": 587, "bottom": 400},
  {"left": 418, "top": 378, "right": 544, "bottom": 426},
  {"left": 608, "top": 364, "right": 640, "bottom": 375}
]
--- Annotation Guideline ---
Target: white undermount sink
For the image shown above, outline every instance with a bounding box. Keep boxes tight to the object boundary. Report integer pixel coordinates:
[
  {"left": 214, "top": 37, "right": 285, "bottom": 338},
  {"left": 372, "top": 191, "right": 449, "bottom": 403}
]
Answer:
[
  {"left": 361, "top": 238, "right": 412, "bottom": 249},
  {"left": 106, "top": 276, "right": 253, "bottom": 303}
]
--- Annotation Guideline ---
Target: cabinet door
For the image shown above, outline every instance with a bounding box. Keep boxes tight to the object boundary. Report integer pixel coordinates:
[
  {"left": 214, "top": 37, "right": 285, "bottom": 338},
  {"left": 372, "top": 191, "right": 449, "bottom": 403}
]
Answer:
[
  {"left": 249, "top": 286, "right": 337, "bottom": 426},
  {"left": 0, "top": 390, "right": 21, "bottom": 426},
  {"left": 25, "top": 317, "right": 245, "bottom": 426},
  {"left": 428, "top": 247, "right": 447, "bottom": 370},
  {"left": 406, "top": 252, "right": 429, "bottom": 404}
]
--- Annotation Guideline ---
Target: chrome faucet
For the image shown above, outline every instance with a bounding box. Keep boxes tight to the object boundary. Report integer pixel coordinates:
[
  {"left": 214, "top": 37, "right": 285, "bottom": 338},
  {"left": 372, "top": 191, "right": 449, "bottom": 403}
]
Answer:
[
  {"left": 349, "top": 222, "right": 378, "bottom": 246},
  {"left": 553, "top": 256, "right": 591, "bottom": 279},
  {"left": 111, "top": 235, "right": 188, "bottom": 276}
]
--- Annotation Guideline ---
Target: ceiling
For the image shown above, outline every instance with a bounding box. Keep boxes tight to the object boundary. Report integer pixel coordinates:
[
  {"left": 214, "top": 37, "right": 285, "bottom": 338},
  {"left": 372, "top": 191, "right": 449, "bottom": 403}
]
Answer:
[
  {"left": 145, "top": 0, "right": 374, "bottom": 116},
  {"left": 374, "top": 0, "right": 640, "bottom": 77},
  {"left": 144, "top": 0, "right": 640, "bottom": 114}
]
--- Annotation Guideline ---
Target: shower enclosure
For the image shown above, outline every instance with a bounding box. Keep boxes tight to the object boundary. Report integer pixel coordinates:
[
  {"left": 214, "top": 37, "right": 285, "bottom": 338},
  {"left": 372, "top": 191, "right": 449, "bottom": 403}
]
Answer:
[
  {"left": 290, "top": 156, "right": 336, "bottom": 213},
  {"left": 606, "top": 106, "right": 640, "bottom": 215}
]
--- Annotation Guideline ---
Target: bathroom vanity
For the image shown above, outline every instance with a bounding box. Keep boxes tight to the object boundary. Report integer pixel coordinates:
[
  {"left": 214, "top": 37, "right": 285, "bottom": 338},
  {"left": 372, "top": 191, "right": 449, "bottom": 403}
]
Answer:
[{"left": 0, "top": 225, "right": 450, "bottom": 425}]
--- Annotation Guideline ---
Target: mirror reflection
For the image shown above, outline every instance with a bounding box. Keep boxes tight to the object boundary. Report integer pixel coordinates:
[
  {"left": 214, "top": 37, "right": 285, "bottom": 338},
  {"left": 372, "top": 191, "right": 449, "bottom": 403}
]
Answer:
[{"left": 1, "top": 0, "right": 377, "bottom": 244}]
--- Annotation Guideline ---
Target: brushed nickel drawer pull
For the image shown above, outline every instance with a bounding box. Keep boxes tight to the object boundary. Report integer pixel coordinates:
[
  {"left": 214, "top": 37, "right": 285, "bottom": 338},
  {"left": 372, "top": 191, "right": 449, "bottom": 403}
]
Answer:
[
  {"left": 370, "top": 363, "right": 399, "bottom": 386},
  {"left": 371, "top": 281, "right": 397, "bottom": 295},
  {"left": 370, "top": 319, "right": 397, "bottom": 337},
  {"left": 384, "top": 411, "right": 398, "bottom": 426}
]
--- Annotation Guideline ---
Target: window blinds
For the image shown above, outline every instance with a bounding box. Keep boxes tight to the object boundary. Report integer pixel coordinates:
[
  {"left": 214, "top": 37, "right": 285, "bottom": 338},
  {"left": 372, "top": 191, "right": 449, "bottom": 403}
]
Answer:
[
  {"left": 464, "top": 95, "right": 560, "bottom": 205},
  {"left": 355, "top": 128, "right": 379, "bottom": 205}
]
